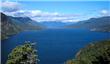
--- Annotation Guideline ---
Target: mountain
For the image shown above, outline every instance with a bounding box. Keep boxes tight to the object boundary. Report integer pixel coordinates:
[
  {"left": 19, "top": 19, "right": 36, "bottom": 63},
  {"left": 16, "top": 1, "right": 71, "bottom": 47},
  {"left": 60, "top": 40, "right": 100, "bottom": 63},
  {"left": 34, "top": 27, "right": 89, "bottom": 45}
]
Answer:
[
  {"left": 66, "top": 16, "right": 110, "bottom": 32},
  {"left": 1, "top": 13, "right": 43, "bottom": 40},
  {"left": 39, "top": 21, "right": 73, "bottom": 29},
  {"left": 10, "top": 17, "right": 43, "bottom": 30}
]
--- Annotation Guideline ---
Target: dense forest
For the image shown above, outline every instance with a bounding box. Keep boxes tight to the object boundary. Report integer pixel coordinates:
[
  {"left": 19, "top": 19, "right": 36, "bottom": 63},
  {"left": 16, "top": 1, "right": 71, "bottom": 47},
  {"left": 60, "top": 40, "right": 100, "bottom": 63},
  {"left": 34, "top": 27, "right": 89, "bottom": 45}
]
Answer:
[{"left": 65, "top": 40, "right": 110, "bottom": 64}]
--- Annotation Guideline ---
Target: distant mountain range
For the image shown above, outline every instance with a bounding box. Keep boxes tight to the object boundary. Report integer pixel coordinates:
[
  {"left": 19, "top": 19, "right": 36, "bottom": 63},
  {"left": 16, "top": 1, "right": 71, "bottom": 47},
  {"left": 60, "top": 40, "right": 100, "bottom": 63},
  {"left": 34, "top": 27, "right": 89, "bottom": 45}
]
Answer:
[
  {"left": 1, "top": 12, "right": 110, "bottom": 39},
  {"left": 66, "top": 16, "right": 110, "bottom": 32},
  {"left": 1, "top": 13, "right": 43, "bottom": 40},
  {"left": 39, "top": 21, "right": 74, "bottom": 28}
]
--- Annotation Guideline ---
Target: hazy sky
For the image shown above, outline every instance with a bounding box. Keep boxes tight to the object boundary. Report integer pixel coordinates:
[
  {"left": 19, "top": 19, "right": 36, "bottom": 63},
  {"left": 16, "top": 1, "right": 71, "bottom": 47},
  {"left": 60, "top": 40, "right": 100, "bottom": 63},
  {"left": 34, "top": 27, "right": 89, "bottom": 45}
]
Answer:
[
  {"left": 1, "top": 0, "right": 110, "bottom": 22},
  {"left": 1, "top": 0, "right": 110, "bottom": 1}
]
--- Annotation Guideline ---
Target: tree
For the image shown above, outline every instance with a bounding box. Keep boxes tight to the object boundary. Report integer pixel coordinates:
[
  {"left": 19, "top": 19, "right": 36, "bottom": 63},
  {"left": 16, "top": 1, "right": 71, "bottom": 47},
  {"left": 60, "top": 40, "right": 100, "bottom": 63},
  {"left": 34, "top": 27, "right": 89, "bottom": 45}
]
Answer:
[
  {"left": 65, "top": 40, "right": 110, "bottom": 64},
  {"left": 6, "top": 41, "right": 39, "bottom": 64}
]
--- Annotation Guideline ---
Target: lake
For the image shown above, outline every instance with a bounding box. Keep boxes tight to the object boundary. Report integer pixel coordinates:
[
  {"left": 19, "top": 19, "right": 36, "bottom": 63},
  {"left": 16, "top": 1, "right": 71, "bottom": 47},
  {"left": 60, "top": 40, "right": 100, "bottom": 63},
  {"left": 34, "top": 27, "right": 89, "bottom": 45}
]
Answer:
[{"left": 1, "top": 29, "right": 110, "bottom": 64}]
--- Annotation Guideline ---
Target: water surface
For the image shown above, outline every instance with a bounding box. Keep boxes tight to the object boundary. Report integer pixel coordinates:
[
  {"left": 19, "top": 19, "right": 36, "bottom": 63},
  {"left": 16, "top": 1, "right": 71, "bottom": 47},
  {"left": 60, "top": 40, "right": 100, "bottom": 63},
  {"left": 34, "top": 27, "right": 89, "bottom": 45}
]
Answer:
[{"left": 2, "top": 29, "right": 110, "bottom": 64}]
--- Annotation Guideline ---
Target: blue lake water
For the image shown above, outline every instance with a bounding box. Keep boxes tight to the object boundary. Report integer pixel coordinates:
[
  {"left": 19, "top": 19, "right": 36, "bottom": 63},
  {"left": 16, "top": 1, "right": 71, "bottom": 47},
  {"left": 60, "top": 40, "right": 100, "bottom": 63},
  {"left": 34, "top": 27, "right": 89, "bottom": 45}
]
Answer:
[{"left": 1, "top": 29, "right": 110, "bottom": 64}]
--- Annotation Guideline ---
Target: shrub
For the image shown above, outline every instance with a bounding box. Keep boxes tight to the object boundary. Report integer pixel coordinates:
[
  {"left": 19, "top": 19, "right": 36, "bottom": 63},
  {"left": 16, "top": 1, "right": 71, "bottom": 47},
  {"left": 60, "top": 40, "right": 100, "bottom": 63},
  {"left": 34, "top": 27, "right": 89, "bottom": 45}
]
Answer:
[{"left": 6, "top": 41, "right": 39, "bottom": 64}]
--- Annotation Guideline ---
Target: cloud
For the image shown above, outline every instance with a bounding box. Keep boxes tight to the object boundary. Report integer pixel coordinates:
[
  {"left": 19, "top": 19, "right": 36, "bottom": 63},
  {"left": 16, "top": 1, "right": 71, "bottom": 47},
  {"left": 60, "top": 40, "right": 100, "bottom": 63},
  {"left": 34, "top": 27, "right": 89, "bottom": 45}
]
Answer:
[
  {"left": 2, "top": 9, "right": 80, "bottom": 22},
  {"left": 31, "top": 15, "right": 80, "bottom": 22},
  {"left": 28, "top": 10, "right": 80, "bottom": 22},
  {"left": 1, "top": 1, "right": 81, "bottom": 22},
  {"left": 100, "top": 9, "right": 110, "bottom": 16},
  {"left": 1, "top": 1, "right": 20, "bottom": 12}
]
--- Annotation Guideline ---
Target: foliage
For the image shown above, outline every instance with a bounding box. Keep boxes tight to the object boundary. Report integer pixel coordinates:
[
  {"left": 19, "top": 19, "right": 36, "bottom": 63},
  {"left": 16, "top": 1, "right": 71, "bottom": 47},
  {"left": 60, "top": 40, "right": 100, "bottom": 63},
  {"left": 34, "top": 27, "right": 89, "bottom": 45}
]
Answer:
[
  {"left": 6, "top": 41, "right": 39, "bottom": 64},
  {"left": 65, "top": 40, "right": 110, "bottom": 64}
]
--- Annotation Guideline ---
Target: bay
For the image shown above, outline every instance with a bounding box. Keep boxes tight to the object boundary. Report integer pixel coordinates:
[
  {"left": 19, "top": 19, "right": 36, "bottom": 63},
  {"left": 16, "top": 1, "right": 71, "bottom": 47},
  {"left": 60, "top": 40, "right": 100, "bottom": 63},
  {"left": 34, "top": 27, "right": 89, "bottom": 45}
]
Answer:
[{"left": 2, "top": 29, "right": 110, "bottom": 64}]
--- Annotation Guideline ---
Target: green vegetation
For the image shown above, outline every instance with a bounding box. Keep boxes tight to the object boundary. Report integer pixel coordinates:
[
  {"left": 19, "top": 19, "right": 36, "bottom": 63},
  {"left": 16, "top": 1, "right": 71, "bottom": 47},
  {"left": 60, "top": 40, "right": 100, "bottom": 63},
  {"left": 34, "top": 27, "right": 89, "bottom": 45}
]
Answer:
[
  {"left": 65, "top": 40, "right": 110, "bottom": 64},
  {"left": 6, "top": 41, "right": 39, "bottom": 64}
]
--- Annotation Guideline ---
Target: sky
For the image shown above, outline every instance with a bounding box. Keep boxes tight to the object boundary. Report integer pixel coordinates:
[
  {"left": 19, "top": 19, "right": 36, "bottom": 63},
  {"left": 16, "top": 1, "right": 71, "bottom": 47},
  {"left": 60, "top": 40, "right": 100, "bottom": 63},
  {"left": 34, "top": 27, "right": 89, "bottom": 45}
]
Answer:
[
  {"left": 1, "top": 0, "right": 110, "bottom": 22},
  {"left": 1, "top": 0, "right": 110, "bottom": 1}
]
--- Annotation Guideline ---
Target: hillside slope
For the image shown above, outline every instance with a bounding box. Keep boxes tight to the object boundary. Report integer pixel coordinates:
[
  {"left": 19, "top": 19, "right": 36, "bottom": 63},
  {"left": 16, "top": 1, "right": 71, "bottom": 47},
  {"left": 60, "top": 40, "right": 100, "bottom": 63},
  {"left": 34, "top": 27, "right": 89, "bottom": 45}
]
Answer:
[
  {"left": 1, "top": 13, "right": 43, "bottom": 40},
  {"left": 66, "top": 16, "right": 110, "bottom": 32},
  {"left": 65, "top": 40, "right": 110, "bottom": 64}
]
